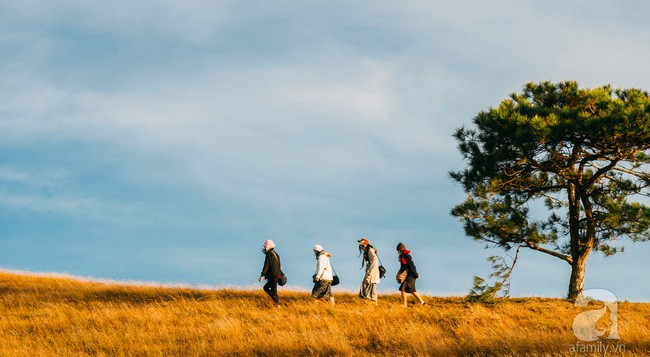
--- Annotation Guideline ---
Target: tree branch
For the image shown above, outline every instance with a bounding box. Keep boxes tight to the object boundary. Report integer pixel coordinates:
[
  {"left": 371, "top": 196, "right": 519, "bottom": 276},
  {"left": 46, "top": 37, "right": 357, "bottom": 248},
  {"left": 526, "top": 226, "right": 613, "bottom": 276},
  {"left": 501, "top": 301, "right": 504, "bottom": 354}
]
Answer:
[
  {"left": 612, "top": 167, "right": 650, "bottom": 184},
  {"left": 513, "top": 184, "right": 567, "bottom": 196},
  {"left": 523, "top": 241, "right": 573, "bottom": 265},
  {"left": 540, "top": 193, "right": 565, "bottom": 205},
  {"left": 583, "top": 159, "right": 620, "bottom": 188}
]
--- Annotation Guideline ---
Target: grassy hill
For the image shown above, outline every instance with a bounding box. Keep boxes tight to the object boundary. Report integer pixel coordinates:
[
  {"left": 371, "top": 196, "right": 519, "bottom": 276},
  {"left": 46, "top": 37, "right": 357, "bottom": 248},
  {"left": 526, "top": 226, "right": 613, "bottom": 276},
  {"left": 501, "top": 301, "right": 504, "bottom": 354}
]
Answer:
[{"left": 0, "top": 271, "right": 648, "bottom": 356}]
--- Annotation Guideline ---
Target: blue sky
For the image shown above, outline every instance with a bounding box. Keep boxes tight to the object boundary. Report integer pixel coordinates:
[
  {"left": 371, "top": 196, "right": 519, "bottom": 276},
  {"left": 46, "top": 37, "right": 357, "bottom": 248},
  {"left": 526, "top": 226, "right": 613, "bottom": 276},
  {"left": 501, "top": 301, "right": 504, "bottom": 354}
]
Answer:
[{"left": 1, "top": 1, "right": 649, "bottom": 301}]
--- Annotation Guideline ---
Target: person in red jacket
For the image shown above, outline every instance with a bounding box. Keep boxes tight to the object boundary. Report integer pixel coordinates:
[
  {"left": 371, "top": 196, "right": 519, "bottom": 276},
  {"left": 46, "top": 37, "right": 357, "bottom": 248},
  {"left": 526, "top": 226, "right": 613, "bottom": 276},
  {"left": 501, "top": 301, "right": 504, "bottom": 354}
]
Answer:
[{"left": 396, "top": 242, "right": 426, "bottom": 307}]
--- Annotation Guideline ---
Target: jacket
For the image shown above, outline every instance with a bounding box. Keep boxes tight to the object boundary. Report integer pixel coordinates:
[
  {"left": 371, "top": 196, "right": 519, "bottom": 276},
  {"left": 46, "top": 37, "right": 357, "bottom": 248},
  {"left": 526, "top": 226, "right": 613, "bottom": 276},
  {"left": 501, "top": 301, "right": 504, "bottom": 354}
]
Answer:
[
  {"left": 397, "top": 252, "right": 419, "bottom": 279},
  {"left": 314, "top": 251, "right": 333, "bottom": 281},
  {"left": 363, "top": 245, "right": 380, "bottom": 284},
  {"left": 261, "top": 248, "right": 282, "bottom": 279}
]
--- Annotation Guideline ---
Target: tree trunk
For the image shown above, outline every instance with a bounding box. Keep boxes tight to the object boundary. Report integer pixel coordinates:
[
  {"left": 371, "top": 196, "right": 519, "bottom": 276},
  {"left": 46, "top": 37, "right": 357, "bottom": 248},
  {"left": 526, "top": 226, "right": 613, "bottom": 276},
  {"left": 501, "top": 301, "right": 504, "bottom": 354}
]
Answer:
[
  {"left": 567, "top": 250, "right": 589, "bottom": 302},
  {"left": 568, "top": 180, "right": 596, "bottom": 302},
  {"left": 567, "top": 181, "right": 584, "bottom": 302}
]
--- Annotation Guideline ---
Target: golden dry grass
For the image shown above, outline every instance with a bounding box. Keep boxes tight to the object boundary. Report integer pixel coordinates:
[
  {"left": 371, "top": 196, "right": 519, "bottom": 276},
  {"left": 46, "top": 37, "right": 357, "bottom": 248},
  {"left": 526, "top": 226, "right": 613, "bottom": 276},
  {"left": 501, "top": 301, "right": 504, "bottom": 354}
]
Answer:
[{"left": 0, "top": 271, "right": 648, "bottom": 356}]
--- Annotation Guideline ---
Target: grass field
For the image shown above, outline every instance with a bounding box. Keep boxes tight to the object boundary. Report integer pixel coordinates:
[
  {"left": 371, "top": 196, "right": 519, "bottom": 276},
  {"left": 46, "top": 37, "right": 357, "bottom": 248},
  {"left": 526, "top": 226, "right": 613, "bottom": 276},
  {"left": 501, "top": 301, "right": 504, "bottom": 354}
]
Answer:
[{"left": 0, "top": 271, "right": 648, "bottom": 356}]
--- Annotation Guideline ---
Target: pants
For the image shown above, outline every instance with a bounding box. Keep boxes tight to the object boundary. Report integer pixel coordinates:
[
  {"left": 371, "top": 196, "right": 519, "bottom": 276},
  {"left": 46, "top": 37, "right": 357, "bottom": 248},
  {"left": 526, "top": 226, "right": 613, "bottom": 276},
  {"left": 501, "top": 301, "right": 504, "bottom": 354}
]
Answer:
[
  {"left": 263, "top": 277, "right": 279, "bottom": 303},
  {"left": 311, "top": 280, "right": 332, "bottom": 300},
  {"left": 359, "top": 281, "right": 377, "bottom": 301}
]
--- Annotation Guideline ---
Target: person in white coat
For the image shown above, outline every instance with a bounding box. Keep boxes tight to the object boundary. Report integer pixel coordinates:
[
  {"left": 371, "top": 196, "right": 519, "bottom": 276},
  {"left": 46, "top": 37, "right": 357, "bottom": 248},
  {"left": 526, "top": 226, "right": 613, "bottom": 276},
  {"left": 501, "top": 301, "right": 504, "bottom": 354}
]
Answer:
[
  {"left": 311, "top": 244, "right": 335, "bottom": 304},
  {"left": 358, "top": 238, "right": 380, "bottom": 304}
]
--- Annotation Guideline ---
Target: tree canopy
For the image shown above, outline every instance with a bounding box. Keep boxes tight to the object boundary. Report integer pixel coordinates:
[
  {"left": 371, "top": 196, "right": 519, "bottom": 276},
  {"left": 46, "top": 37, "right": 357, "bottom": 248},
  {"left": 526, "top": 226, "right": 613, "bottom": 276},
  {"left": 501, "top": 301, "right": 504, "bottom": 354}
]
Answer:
[{"left": 450, "top": 81, "right": 650, "bottom": 301}]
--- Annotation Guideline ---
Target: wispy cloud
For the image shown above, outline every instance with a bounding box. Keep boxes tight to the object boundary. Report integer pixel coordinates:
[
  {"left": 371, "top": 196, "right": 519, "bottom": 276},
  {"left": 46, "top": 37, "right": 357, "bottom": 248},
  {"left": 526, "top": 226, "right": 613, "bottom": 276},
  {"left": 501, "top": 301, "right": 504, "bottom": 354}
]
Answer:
[
  {"left": 0, "top": 166, "right": 100, "bottom": 215},
  {"left": 0, "top": 189, "right": 99, "bottom": 214}
]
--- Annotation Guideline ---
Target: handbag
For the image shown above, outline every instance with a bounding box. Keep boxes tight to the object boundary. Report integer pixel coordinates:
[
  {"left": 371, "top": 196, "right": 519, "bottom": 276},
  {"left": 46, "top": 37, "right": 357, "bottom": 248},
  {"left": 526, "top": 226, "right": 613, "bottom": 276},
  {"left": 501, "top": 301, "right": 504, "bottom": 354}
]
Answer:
[
  {"left": 396, "top": 270, "right": 407, "bottom": 283},
  {"left": 377, "top": 253, "right": 387, "bottom": 278},
  {"left": 278, "top": 272, "right": 287, "bottom": 286},
  {"left": 331, "top": 266, "right": 340, "bottom": 286},
  {"left": 315, "top": 264, "right": 340, "bottom": 286},
  {"left": 272, "top": 251, "right": 286, "bottom": 286}
]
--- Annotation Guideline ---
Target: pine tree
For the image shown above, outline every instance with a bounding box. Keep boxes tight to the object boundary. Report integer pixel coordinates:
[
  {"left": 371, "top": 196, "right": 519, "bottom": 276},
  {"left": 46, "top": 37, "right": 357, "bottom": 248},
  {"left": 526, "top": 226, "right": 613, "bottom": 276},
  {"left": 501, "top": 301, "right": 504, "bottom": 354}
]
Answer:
[{"left": 451, "top": 81, "right": 650, "bottom": 301}]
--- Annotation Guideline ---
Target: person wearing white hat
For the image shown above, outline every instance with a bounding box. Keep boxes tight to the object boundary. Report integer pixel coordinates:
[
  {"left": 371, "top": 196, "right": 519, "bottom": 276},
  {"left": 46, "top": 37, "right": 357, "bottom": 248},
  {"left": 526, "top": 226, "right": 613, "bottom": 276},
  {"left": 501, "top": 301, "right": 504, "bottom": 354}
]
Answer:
[
  {"left": 311, "top": 244, "right": 335, "bottom": 305},
  {"left": 259, "top": 239, "right": 282, "bottom": 305}
]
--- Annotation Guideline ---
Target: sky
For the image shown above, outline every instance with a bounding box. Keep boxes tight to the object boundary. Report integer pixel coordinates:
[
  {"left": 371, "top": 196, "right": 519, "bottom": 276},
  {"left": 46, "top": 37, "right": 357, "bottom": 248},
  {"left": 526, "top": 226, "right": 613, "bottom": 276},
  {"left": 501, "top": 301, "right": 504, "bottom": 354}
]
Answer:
[{"left": 1, "top": 1, "right": 649, "bottom": 301}]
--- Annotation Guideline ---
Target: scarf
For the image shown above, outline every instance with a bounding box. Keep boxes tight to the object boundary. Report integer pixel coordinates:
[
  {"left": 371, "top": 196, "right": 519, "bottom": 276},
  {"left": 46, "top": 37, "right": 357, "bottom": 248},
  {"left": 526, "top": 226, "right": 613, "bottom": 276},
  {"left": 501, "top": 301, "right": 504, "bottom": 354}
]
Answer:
[
  {"left": 399, "top": 249, "right": 411, "bottom": 265},
  {"left": 316, "top": 251, "right": 332, "bottom": 259}
]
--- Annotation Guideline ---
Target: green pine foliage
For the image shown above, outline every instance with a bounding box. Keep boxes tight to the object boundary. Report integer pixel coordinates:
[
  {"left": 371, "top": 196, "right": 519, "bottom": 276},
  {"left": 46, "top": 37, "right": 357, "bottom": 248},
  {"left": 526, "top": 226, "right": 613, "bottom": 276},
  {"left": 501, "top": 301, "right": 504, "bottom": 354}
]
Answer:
[{"left": 451, "top": 81, "right": 650, "bottom": 301}]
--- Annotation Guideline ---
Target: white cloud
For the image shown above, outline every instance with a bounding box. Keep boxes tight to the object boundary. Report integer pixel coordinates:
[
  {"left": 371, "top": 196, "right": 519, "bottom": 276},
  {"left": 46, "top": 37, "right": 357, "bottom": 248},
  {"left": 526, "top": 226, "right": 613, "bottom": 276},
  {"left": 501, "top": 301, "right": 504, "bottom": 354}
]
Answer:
[
  {"left": 275, "top": 62, "right": 393, "bottom": 123},
  {"left": 0, "top": 189, "right": 98, "bottom": 214},
  {"left": 0, "top": 167, "right": 68, "bottom": 189},
  {"left": 3, "top": 2, "right": 647, "bottom": 202},
  {"left": 0, "top": 42, "right": 438, "bottom": 191},
  {"left": 0, "top": 167, "right": 100, "bottom": 215},
  {"left": 2, "top": 1, "right": 234, "bottom": 44}
]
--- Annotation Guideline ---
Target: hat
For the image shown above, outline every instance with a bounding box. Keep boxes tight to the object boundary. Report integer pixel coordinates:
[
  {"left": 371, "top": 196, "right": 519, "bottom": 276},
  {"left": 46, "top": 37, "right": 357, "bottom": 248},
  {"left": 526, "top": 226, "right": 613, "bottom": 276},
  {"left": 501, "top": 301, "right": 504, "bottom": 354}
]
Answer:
[
  {"left": 313, "top": 244, "right": 324, "bottom": 252},
  {"left": 263, "top": 239, "right": 275, "bottom": 251},
  {"left": 357, "top": 238, "right": 369, "bottom": 246}
]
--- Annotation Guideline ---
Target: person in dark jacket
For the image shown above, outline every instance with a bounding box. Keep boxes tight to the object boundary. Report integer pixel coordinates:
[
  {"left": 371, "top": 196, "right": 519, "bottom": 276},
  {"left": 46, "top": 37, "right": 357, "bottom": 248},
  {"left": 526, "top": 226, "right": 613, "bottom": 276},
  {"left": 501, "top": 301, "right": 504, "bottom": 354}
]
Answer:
[
  {"left": 396, "top": 242, "right": 425, "bottom": 307},
  {"left": 259, "top": 239, "right": 282, "bottom": 305}
]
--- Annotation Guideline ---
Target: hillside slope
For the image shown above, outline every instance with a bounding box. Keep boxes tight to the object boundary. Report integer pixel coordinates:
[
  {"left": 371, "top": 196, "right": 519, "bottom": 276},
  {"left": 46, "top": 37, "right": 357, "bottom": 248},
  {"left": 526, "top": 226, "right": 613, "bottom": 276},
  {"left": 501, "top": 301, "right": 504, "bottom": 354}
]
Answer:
[{"left": 0, "top": 271, "right": 648, "bottom": 356}]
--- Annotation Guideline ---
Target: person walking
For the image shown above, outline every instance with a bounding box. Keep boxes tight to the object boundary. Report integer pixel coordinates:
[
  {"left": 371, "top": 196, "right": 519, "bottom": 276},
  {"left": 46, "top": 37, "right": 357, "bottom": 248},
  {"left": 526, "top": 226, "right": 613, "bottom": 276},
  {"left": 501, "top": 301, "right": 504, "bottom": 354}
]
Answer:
[
  {"left": 396, "top": 242, "right": 425, "bottom": 307},
  {"left": 311, "top": 244, "right": 335, "bottom": 305},
  {"left": 259, "top": 239, "right": 282, "bottom": 305},
  {"left": 358, "top": 238, "right": 380, "bottom": 304}
]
